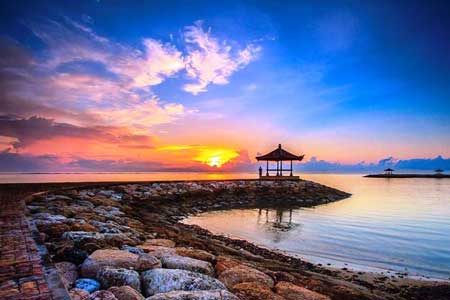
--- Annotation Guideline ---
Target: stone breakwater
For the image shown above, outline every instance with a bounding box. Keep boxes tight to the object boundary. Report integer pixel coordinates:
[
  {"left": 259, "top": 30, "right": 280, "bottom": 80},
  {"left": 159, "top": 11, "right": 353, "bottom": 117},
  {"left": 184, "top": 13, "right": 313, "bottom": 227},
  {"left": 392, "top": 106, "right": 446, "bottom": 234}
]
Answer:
[{"left": 23, "top": 180, "right": 449, "bottom": 300}]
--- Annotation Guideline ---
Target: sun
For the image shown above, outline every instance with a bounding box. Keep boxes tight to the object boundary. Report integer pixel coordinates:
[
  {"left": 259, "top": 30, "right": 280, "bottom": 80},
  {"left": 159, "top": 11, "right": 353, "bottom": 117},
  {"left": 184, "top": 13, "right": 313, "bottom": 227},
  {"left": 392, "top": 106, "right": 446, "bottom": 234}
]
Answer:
[
  {"left": 194, "top": 148, "right": 239, "bottom": 168},
  {"left": 207, "top": 156, "right": 222, "bottom": 167}
]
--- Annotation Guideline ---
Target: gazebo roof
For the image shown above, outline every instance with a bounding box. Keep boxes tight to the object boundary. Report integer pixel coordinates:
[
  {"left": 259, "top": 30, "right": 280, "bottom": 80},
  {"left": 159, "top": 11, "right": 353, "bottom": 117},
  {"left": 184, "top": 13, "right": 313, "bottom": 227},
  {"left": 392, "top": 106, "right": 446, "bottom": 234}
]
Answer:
[
  {"left": 384, "top": 168, "right": 394, "bottom": 171},
  {"left": 256, "top": 144, "right": 304, "bottom": 161}
]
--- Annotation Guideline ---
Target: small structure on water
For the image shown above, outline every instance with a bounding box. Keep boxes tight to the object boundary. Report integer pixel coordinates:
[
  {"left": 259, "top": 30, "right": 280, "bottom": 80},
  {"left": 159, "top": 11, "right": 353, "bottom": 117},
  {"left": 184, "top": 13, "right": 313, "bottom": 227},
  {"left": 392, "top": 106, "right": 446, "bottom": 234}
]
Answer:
[
  {"left": 434, "top": 169, "right": 444, "bottom": 175},
  {"left": 256, "top": 144, "right": 304, "bottom": 180},
  {"left": 384, "top": 168, "right": 394, "bottom": 175}
]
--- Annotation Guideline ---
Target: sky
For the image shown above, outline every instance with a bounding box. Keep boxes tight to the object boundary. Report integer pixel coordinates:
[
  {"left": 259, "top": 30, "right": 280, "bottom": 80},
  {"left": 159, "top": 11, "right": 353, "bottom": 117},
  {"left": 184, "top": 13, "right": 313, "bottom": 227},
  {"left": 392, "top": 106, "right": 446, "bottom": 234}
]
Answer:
[{"left": 0, "top": 0, "right": 449, "bottom": 172}]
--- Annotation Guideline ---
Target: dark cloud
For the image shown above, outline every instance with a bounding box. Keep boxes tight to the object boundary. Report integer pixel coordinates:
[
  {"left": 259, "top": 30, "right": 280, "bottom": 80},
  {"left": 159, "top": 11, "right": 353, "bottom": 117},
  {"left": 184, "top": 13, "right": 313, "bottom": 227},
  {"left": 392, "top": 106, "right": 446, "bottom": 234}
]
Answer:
[
  {"left": 0, "top": 115, "right": 155, "bottom": 149},
  {"left": 0, "top": 150, "right": 59, "bottom": 172}
]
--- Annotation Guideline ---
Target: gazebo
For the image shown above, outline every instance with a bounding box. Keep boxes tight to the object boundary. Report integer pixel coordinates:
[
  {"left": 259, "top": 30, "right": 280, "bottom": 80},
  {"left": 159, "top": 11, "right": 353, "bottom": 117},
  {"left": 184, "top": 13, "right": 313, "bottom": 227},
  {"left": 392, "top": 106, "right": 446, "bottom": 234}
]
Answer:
[
  {"left": 256, "top": 144, "right": 304, "bottom": 180},
  {"left": 384, "top": 168, "right": 394, "bottom": 175}
]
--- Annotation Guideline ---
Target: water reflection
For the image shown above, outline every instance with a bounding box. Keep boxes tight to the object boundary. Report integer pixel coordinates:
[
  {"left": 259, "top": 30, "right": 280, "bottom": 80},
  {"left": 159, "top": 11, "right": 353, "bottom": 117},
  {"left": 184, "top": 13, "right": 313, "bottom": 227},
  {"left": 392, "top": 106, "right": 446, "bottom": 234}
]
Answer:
[
  {"left": 185, "top": 174, "right": 450, "bottom": 279},
  {"left": 256, "top": 208, "right": 301, "bottom": 243}
]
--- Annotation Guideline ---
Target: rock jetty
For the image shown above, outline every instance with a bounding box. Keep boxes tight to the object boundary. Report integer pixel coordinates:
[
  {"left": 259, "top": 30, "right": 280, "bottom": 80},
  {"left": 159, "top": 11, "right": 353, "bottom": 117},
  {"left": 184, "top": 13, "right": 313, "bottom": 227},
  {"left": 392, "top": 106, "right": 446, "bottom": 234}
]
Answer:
[{"left": 21, "top": 179, "right": 449, "bottom": 300}]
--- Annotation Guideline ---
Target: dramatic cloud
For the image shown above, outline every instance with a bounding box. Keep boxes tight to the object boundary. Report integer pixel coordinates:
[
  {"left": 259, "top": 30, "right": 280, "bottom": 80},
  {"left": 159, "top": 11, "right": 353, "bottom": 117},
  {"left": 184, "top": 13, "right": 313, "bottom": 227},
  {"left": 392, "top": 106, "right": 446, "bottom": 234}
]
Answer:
[
  {"left": 0, "top": 17, "right": 264, "bottom": 172},
  {"left": 28, "top": 18, "right": 260, "bottom": 98},
  {"left": 118, "top": 39, "right": 185, "bottom": 88},
  {"left": 89, "top": 97, "right": 188, "bottom": 132},
  {"left": 2, "top": 18, "right": 261, "bottom": 127},
  {"left": 183, "top": 21, "right": 261, "bottom": 94},
  {"left": 0, "top": 115, "right": 155, "bottom": 150},
  {"left": 0, "top": 150, "right": 60, "bottom": 172}
]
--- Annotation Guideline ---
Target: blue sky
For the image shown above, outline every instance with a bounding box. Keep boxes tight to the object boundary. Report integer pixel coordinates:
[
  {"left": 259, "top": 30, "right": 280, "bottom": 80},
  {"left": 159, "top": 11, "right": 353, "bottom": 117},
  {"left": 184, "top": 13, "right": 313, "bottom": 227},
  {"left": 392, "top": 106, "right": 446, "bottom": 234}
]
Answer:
[{"left": 0, "top": 0, "right": 449, "bottom": 171}]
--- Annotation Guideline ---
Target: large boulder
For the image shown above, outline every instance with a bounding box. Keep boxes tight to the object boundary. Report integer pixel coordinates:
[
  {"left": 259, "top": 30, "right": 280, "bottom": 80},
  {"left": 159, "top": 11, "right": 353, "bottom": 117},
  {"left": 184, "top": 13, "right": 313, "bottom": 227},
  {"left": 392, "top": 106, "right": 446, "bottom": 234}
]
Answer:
[
  {"left": 55, "top": 261, "right": 78, "bottom": 289},
  {"left": 80, "top": 249, "right": 139, "bottom": 278},
  {"left": 90, "top": 290, "right": 118, "bottom": 300},
  {"left": 175, "top": 247, "right": 216, "bottom": 263},
  {"left": 275, "top": 281, "right": 331, "bottom": 300},
  {"left": 69, "top": 288, "right": 90, "bottom": 300},
  {"left": 108, "top": 286, "right": 144, "bottom": 300},
  {"left": 96, "top": 267, "right": 141, "bottom": 291},
  {"left": 160, "top": 255, "right": 214, "bottom": 276},
  {"left": 147, "top": 290, "right": 239, "bottom": 300},
  {"left": 218, "top": 265, "right": 274, "bottom": 289},
  {"left": 75, "top": 278, "right": 101, "bottom": 293},
  {"left": 141, "top": 268, "right": 226, "bottom": 297},
  {"left": 232, "top": 282, "right": 284, "bottom": 300}
]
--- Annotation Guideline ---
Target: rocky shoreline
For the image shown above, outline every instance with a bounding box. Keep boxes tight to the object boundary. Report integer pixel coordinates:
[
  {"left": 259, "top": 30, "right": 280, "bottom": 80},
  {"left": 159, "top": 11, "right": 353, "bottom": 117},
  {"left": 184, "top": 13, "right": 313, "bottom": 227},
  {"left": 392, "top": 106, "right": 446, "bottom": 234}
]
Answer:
[{"left": 24, "top": 179, "right": 450, "bottom": 300}]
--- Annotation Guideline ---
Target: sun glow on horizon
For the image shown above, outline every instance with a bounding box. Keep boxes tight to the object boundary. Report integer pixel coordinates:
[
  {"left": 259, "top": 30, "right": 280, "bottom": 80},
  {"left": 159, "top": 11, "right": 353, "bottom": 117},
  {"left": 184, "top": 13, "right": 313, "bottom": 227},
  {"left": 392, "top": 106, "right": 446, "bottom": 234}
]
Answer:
[{"left": 194, "top": 148, "right": 239, "bottom": 167}]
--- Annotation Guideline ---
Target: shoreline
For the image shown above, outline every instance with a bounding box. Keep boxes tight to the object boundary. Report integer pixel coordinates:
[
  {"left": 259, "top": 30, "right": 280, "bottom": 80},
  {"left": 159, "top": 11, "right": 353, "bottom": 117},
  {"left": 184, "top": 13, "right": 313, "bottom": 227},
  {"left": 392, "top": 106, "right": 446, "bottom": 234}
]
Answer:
[{"left": 2, "top": 179, "right": 449, "bottom": 300}]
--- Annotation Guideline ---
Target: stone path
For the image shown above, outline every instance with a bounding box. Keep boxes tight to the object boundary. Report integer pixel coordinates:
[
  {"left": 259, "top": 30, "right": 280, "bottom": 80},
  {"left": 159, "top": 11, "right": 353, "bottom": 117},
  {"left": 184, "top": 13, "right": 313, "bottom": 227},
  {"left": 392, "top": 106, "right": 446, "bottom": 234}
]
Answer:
[{"left": 0, "top": 195, "right": 53, "bottom": 300}]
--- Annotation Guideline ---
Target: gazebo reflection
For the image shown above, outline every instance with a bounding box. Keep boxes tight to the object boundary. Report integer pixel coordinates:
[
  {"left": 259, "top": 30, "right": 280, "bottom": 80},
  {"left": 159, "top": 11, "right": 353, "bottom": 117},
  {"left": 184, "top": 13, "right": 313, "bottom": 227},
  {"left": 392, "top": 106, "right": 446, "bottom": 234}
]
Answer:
[{"left": 256, "top": 208, "right": 301, "bottom": 243}]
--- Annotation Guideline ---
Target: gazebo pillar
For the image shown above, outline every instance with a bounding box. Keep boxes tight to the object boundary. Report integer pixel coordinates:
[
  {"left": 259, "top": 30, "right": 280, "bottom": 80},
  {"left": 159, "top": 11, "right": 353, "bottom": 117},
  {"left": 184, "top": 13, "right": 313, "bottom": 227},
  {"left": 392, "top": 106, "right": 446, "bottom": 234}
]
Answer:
[
  {"left": 280, "top": 160, "right": 283, "bottom": 176},
  {"left": 290, "top": 160, "right": 293, "bottom": 176},
  {"left": 266, "top": 160, "right": 269, "bottom": 176},
  {"left": 276, "top": 161, "right": 279, "bottom": 176}
]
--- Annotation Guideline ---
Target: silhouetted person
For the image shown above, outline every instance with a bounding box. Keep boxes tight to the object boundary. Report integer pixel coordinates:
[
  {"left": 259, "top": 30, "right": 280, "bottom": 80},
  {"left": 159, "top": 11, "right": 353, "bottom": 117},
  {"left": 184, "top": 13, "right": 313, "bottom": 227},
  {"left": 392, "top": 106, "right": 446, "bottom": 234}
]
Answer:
[{"left": 259, "top": 166, "right": 263, "bottom": 177}]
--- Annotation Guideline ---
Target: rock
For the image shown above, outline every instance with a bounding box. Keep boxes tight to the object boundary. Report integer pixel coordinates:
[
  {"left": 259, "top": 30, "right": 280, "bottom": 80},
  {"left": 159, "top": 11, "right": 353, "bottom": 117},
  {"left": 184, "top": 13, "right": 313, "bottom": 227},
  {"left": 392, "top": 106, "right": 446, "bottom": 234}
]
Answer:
[
  {"left": 142, "top": 238, "right": 175, "bottom": 248},
  {"left": 121, "top": 245, "right": 145, "bottom": 255},
  {"left": 137, "top": 253, "right": 161, "bottom": 271},
  {"left": 75, "top": 278, "right": 101, "bottom": 293},
  {"left": 33, "top": 213, "right": 67, "bottom": 221},
  {"left": 175, "top": 247, "right": 216, "bottom": 263},
  {"left": 147, "top": 290, "right": 239, "bottom": 300},
  {"left": 96, "top": 267, "right": 141, "bottom": 291},
  {"left": 218, "top": 265, "right": 274, "bottom": 289},
  {"left": 275, "top": 281, "right": 331, "bottom": 300},
  {"left": 69, "top": 288, "right": 90, "bottom": 300},
  {"left": 137, "top": 245, "right": 176, "bottom": 258},
  {"left": 71, "top": 222, "right": 98, "bottom": 232},
  {"left": 55, "top": 261, "right": 78, "bottom": 288},
  {"left": 232, "top": 282, "right": 285, "bottom": 300},
  {"left": 36, "top": 222, "right": 70, "bottom": 238},
  {"left": 57, "top": 246, "right": 89, "bottom": 265},
  {"left": 214, "top": 256, "right": 240, "bottom": 276},
  {"left": 90, "top": 290, "right": 118, "bottom": 300},
  {"left": 80, "top": 249, "right": 140, "bottom": 278},
  {"left": 63, "top": 231, "right": 138, "bottom": 249},
  {"left": 141, "top": 268, "right": 226, "bottom": 297},
  {"left": 108, "top": 286, "right": 144, "bottom": 300},
  {"left": 160, "top": 255, "right": 214, "bottom": 276}
]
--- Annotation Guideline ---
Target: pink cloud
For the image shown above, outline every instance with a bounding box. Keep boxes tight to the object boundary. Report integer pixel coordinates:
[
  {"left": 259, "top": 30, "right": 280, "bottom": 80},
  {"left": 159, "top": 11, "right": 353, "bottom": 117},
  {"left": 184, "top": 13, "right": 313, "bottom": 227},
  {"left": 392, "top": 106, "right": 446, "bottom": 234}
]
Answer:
[{"left": 89, "top": 97, "right": 190, "bottom": 132}]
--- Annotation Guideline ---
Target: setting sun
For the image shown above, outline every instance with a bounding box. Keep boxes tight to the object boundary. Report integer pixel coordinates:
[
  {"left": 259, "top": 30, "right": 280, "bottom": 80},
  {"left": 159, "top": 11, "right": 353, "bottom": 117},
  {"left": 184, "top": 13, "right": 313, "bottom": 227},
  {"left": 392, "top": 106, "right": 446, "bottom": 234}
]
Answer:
[{"left": 194, "top": 149, "right": 239, "bottom": 167}]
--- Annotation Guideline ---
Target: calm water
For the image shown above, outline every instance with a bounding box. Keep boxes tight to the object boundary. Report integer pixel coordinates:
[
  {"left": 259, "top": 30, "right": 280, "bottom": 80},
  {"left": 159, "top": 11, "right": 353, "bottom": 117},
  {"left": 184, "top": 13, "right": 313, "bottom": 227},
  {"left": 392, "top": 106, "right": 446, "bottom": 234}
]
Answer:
[
  {"left": 184, "top": 174, "right": 450, "bottom": 279},
  {"left": 0, "top": 172, "right": 256, "bottom": 183}
]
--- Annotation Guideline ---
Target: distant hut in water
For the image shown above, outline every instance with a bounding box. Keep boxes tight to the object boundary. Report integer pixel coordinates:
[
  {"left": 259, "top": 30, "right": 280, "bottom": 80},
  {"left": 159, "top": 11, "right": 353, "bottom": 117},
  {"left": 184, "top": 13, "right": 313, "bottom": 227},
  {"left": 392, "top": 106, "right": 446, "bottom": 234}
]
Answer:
[
  {"left": 434, "top": 169, "right": 444, "bottom": 175},
  {"left": 384, "top": 168, "right": 394, "bottom": 175}
]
